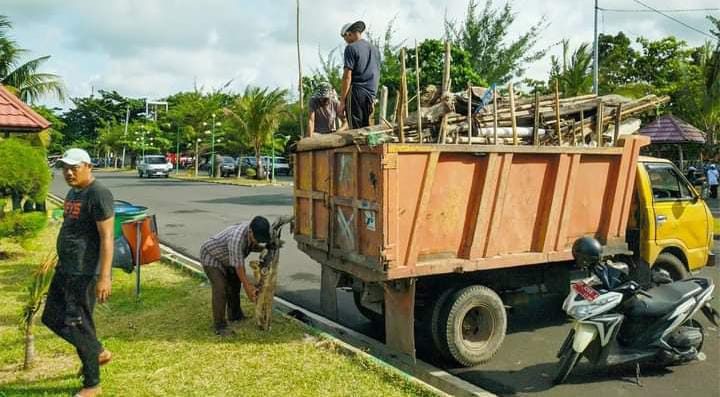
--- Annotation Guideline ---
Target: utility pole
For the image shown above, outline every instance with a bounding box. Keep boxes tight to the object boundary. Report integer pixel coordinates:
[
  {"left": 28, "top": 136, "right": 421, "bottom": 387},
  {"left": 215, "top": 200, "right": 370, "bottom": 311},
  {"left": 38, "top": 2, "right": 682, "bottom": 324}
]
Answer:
[
  {"left": 593, "top": 0, "right": 599, "bottom": 94},
  {"left": 296, "top": 0, "right": 304, "bottom": 137},
  {"left": 121, "top": 105, "right": 129, "bottom": 168}
]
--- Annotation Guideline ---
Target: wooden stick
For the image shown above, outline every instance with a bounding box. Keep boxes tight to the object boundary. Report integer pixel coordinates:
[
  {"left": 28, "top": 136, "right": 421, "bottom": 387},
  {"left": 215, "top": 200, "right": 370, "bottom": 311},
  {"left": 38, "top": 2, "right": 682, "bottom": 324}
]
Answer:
[
  {"left": 533, "top": 91, "right": 540, "bottom": 146},
  {"left": 613, "top": 103, "right": 622, "bottom": 146},
  {"left": 509, "top": 83, "right": 518, "bottom": 145},
  {"left": 414, "top": 41, "right": 423, "bottom": 143},
  {"left": 379, "top": 86, "right": 388, "bottom": 122},
  {"left": 596, "top": 99, "right": 604, "bottom": 147},
  {"left": 579, "top": 108, "right": 585, "bottom": 145},
  {"left": 439, "top": 40, "right": 452, "bottom": 143},
  {"left": 554, "top": 79, "right": 561, "bottom": 145},
  {"left": 296, "top": 0, "right": 304, "bottom": 137},
  {"left": 493, "top": 87, "right": 499, "bottom": 145},
  {"left": 391, "top": 90, "right": 399, "bottom": 123},
  {"left": 467, "top": 83, "right": 472, "bottom": 145},
  {"left": 398, "top": 48, "right": 407, "bottom": 143}
]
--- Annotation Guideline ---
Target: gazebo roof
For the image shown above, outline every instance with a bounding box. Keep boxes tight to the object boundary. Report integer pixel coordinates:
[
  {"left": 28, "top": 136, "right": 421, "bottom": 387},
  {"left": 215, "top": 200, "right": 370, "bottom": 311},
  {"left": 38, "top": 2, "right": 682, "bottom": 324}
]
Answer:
[
  {"left": 0, "top": 85, "right": 51, "bottom": 133},
  {"left": 638, "top": 115, "right": 705, "bottom": 144}
]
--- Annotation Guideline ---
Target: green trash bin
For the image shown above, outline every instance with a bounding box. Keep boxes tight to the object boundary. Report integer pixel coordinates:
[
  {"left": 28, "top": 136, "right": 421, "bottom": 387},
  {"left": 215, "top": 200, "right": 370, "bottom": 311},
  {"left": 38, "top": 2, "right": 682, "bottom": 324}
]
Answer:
[{"left": 114, "top": 201, "right": 148, "bottom": 238}]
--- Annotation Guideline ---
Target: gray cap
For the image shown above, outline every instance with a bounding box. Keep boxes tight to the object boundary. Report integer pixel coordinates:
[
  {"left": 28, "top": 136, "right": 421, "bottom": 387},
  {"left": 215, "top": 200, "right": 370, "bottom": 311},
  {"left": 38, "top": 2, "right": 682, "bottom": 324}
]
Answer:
[
  {"left": 340, "top": 20, "right": 366, "bottom": 37},
  {"left": 59, "top": 148, "right": 92, "bottom": 165}
]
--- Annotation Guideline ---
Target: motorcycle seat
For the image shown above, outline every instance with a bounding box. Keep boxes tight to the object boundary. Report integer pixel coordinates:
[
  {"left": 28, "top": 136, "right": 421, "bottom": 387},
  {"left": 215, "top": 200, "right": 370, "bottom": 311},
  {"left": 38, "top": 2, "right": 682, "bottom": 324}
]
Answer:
[{"left": 626, "top": 281, "right": 701, "bottom": 317}]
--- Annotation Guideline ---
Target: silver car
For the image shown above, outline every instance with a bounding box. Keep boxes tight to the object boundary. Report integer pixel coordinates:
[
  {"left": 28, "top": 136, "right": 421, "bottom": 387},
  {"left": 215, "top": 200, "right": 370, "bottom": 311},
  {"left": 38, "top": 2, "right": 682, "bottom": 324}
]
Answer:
[{"left": 137, "top": 155, "right": 173, "bottom": 178}]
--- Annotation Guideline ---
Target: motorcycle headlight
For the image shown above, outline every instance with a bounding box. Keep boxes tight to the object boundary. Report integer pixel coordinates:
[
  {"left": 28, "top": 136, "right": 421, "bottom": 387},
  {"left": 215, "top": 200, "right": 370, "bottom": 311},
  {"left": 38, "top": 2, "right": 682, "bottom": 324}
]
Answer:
[{"left": 568, "top": 305, "right": 593, "bottom": 319}]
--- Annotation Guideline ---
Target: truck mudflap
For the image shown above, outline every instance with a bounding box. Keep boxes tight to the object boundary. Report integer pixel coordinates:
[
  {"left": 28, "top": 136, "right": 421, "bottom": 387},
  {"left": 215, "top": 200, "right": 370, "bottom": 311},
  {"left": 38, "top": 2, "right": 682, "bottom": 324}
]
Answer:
[
  {"left": 384, "top": 279, "right": 417, "bottom": 360},
  {"left": 707, "top": 251, "right": 716, "bottom": 267}
]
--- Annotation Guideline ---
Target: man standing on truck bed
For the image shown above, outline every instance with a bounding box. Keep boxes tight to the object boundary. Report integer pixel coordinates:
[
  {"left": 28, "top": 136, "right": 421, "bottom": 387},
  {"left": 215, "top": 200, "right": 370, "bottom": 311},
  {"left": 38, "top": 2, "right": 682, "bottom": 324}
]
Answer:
[
  {"left": 42, "top": 148, "right": 114, "bottom": 397},
  {"left": 337, "top": 20, "right": 381, "bottom": 129},
  {"left": 200, "top": 216, "right": 271, "bottom": 336}
]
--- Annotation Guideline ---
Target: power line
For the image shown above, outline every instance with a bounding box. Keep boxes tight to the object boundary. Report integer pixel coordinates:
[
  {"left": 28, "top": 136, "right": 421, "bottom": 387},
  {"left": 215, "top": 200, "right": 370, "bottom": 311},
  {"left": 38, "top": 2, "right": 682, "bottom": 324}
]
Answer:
[
  {"left": 599, "top": 7, "right": 720, "bottom": 13},
  {"left": 630, "top": 0, "right": 717, "bottom": 41}
]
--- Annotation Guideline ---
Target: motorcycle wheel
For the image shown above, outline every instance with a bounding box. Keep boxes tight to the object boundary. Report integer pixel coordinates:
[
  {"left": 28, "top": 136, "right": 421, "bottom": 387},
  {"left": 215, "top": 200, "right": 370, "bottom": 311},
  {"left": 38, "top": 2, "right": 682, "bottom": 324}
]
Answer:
[{"left": 553, "top": 349, "right": 581, "bottom": 385}]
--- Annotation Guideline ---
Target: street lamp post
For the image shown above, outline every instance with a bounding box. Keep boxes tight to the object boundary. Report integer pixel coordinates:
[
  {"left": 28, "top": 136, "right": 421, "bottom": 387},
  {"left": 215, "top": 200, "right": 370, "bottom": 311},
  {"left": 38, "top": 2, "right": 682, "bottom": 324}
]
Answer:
[
  {"left": 195, "top": 138, "right": 202, "bottom": 177},
  {"left": 175, "top": 125, "right": 181, "bottom": 175},
  {"left": 203, "top": 114, "right": 221, "bottom": 178}
]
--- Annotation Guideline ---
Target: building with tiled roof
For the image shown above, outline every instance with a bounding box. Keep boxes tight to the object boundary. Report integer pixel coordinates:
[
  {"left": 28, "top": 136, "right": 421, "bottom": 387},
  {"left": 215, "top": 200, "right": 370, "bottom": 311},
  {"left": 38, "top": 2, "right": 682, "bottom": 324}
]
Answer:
[
  {"left": 638, "top": 115, "right": 706, "bottom": 169},
  {"left": 0, "top": 84, "right": 51, "bottom": 137}
]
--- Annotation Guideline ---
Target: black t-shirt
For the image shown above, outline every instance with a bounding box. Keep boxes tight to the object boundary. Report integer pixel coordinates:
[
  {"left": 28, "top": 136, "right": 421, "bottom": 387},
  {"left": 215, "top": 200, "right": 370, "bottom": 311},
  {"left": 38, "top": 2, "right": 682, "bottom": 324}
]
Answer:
[
  {"left": 56, "top": 180, "right": 114, "bottom": 275},
  {"left": 343, "top": 39, "right": 381, "bottom": 98}
]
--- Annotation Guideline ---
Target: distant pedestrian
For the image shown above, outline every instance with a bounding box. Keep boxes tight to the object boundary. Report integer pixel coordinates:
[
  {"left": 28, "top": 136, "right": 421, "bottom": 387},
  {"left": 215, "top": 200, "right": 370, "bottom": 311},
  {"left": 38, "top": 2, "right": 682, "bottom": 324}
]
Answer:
[
  {"left": 307, "top": 82, "right": 342, "bottom": 137},
  {"left": 338, "top": 20, "right": 381, "bottom": 129},
  {"left": 42, "top": 148, "right": 114, "bottom": 397},
  {"left": 707, "top": 164, "right": 719, "bottom": 198},
  {"left": 199, "top": 217, "right": 271, "bottom": 336}
]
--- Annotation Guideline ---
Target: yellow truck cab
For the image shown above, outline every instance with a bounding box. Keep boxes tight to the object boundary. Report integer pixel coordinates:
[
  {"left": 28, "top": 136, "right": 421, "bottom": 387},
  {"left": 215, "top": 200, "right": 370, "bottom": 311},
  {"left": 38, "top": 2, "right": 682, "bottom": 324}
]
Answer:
[{"left": 632, "top": 156, "right": 715, "bottom": 279}]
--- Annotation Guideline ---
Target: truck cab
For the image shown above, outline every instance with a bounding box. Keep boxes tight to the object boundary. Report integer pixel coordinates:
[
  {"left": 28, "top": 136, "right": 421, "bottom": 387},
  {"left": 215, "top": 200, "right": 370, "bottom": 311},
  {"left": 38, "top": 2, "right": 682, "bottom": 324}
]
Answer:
[{"left": 633, "top": 156, "right": 714, "bottom": 278}]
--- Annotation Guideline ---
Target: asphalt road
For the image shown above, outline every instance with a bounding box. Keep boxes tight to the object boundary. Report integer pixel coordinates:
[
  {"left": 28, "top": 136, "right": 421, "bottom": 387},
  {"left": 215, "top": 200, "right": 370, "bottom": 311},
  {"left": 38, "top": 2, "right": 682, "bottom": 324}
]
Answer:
[{"left": 52, "top": 172, "right": 720, "bottom": 397}]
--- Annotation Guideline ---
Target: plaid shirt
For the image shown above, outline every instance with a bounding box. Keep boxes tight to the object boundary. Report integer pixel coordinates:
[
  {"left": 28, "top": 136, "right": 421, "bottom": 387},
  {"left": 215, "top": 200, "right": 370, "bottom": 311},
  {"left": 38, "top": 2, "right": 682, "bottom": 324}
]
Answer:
[{"left": 200, "top": 222, "right": 250, "bottom": 269}]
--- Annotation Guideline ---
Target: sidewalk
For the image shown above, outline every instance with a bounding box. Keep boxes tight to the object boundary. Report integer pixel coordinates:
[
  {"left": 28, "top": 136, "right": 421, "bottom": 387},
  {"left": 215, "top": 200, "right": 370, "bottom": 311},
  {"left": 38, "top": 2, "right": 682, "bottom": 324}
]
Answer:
[{"left": 171, "top": 170, "right": 294, "bottom": 187}]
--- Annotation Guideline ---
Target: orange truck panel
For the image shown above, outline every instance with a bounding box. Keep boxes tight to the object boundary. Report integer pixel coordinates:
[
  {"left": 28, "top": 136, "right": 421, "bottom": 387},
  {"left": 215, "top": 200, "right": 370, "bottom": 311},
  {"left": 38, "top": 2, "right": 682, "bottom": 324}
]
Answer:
[{"left": 294, "top": 135, "right": 650, "bottom": 282}]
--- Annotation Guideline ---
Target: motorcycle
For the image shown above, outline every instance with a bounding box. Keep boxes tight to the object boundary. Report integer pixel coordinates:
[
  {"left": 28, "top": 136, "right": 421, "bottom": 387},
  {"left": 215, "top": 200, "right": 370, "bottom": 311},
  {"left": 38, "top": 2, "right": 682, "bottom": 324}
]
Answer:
[{"left": 553, "top": 237, "right": 720, "bottom": 385}]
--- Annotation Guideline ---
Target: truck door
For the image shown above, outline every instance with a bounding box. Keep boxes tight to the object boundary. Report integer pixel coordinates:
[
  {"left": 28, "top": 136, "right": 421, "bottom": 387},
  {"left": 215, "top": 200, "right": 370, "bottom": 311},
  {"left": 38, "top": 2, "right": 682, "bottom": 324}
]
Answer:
[{"left": 643, "top": 162, "right": 710, "bottom": 266}]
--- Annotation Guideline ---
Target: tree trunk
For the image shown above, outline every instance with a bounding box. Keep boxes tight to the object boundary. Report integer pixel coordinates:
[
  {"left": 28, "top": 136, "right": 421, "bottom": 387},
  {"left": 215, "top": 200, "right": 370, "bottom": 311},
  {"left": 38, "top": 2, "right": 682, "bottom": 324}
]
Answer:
[
  {"left": 255, "top": 143, "right": 264, "bottom": 180},
  {"left": 23, "top": 325, "right": 35, "bottom": 370}
]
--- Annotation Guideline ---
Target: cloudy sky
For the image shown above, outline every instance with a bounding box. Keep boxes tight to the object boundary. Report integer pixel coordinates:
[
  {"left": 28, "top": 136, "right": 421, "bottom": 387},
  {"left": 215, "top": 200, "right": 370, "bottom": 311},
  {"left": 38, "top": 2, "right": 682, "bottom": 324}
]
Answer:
[{"left": 3, "top": 0, "right": 718, "bottom": 108}]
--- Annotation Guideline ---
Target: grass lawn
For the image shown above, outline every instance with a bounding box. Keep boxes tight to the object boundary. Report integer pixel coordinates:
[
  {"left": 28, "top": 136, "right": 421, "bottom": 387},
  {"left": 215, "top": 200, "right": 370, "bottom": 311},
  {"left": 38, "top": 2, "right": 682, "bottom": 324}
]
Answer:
[{"left": 0, "top": 224, "right": 434, "bottom": 396}]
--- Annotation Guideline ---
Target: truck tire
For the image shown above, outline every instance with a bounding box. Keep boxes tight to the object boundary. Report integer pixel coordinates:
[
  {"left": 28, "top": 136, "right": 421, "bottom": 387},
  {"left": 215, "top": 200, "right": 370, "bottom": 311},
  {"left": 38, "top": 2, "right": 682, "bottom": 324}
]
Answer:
[
  {"left": 438, "top": 285, "right": 507, "bottom": 366},
  {"left": 429, "top": 288, "right": 456, "bottom": 361},
  {"left": 653, "top": 253, "right": 689, "bottom": 281},
  {"left": 352, "top": 290, "right": 384, "bottom": 325}
]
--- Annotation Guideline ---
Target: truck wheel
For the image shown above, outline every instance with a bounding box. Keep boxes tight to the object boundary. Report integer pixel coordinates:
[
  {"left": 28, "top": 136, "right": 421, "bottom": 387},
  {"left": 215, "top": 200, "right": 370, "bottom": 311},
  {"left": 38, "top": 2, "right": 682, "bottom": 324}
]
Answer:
[
  {"left": 352, "top": 290, "right": 384, "bottom": 324},
  {"left": 428, "top": 288, "right": 456, "bottom": 361},
  {"left": 653, "top": 253, "right": 689, "bottom": 281},
  {"left": 438, "top": 285, "right": 507, "bottom": 366}
]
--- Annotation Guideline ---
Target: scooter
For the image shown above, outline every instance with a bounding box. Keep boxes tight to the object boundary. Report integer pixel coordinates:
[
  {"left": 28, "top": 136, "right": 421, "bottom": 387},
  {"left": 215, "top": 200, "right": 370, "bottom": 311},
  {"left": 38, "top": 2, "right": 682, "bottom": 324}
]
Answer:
[{"left": 553, "top": 237, "right": 720, "bottom": 385}]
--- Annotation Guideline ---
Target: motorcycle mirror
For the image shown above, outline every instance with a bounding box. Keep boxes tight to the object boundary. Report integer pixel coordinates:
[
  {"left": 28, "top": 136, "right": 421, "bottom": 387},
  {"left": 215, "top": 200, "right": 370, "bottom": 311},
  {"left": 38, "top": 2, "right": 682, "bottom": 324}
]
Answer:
[{"left": 651, "top": 271, "right": 673, "bottom": 285}]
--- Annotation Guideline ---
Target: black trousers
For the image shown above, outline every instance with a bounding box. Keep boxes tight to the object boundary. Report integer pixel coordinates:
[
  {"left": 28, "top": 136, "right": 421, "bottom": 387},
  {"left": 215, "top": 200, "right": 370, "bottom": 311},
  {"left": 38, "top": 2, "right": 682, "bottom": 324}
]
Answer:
[
  {"left": 202, "top": 265, "right": 244, "bottom": 330},
  {"left": 348, "top": 88, "right": 374, "bottom": 129},
  {"left": 42, "top": 272, "right": 103, "bottom": 388},
  {"left": 711, "top": 184, "right": 718, "bottom": 199}
]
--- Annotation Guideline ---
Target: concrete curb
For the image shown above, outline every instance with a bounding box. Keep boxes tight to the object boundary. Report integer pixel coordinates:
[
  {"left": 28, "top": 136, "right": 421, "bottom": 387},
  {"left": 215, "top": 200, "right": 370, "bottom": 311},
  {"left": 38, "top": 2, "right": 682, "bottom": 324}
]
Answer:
[
  {"left": 170, "top": 175, "right": 293, "bottom": 188},
  {"left": 160, "top": 244, "right": 495, "bottom": 397}
]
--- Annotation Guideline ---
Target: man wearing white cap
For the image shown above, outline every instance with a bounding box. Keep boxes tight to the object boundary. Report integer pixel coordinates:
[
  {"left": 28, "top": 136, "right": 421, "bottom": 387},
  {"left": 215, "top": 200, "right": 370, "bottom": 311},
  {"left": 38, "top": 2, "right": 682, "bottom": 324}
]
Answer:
[
  {"left": 338, "top": 20, "right": 381, "bottom": 129},
  {"left": 42, "top": 148, "right": 115, "bottom": 397}
]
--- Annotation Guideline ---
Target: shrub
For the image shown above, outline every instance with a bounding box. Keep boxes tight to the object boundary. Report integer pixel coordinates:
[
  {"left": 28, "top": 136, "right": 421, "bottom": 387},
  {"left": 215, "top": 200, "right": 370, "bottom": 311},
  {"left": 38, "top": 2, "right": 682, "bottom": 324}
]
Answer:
[
  {"left": 0, "top": 138, "right": 51, "bottom": 204},
  {"left": 245, "top": 167, "right": 257, "bottom": 178},
  {"left": 0, "top": 211, "right": 48, "bottom": 247}
]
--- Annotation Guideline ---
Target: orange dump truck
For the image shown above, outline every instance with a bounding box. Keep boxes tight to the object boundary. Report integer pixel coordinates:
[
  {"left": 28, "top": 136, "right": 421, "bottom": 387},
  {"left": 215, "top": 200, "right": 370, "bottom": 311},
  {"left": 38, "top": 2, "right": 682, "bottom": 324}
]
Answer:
[{"left": 293, "top": 134, "right": 714, "bottom": 366}]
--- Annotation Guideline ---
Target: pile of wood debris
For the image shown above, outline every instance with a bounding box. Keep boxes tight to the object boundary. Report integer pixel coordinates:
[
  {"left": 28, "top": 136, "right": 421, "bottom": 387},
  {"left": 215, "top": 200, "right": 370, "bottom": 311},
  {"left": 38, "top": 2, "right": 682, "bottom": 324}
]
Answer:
[{"left": 295, "top": 43, "right": 668, "bottom": 152}]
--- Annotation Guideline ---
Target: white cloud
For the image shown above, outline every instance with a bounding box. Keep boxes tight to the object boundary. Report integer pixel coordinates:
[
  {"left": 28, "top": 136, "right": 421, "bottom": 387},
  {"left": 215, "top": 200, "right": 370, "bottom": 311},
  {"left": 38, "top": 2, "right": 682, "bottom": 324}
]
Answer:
[{"left": 2, "top": 0, "right": 718, "bottom": 109}]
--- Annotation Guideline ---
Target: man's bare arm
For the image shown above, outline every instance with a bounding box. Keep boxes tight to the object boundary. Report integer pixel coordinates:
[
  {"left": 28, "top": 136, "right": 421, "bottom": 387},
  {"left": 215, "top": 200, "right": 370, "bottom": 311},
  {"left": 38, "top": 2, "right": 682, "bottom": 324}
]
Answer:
[
  {"left": 307, "top": 111, "right": 315, "bottom": 138},
  {"left": 337, "top": 68, "right": 352, "bottom": 118},
  {"left": 235, "top": 265, "right": 256, "bottom": 302},
  {"left": 95, "top": 217, "right": 114, "bottom": 302}
]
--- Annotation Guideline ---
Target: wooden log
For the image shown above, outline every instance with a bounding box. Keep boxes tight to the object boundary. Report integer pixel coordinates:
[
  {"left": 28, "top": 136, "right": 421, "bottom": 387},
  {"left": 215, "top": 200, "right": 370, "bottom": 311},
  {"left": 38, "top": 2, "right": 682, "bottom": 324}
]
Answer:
[
  {"left": 509, "top": 83, "right": 518, "bottom": 145},
  {"left": 379, "top": 86, "right": 388, "bottom": 121},
  {"left": 596, "top": 99, "right": 604, "bottom": 147},
  {"left": 493, "top": 87, "right": 499, "bottom": 145},
  {"left": 254, "top": 216, "right": 294, "bottom": 331},
  {"left": 414, "top": 42, "right": 423, "bottom": 143},
  {"left": 439, "top": 41, "right": 452, "bottom": 143},
  {"left": 613, "top": 103, "right": 622, "bottom": 146},
  {"left": 467, "top": 83, "right": 472, "bottom": 145},
  {"left": 533, "top": 91, "right": 540, "bottom": 146},
  {"left": 554, "top": 79, "right": 561, "bottom": 145},
  {"left": 398, "top": 48, "right": 407, "bottom": 143}
]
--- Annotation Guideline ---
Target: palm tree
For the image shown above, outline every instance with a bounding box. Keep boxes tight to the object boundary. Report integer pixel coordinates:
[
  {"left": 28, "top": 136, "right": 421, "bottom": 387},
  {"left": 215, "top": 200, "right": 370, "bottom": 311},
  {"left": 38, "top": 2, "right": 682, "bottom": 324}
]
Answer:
[
  {"left": 224, "top": 87, "right": 288, "bottom": 179},
  {"left": 558, "top": 43, "right": 593, "bottom": 97},
  {"left": 19, "top": 254, "right": 56, "bottom": 369},
  {"left": 0, "top": 15, "right": 66, "bottom": 103}
]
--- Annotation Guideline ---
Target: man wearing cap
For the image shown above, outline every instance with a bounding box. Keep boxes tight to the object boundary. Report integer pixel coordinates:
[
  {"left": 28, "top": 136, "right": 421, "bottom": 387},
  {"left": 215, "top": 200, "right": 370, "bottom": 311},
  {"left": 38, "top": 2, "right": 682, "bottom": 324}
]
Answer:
[
  {"left": 42, "top": 148, "right": 114, "bottom": 397},
  {"left": 338, "top": 20, "right": 381, "bottom": 129},
  {"left": 199, "top": 216, "right": 271, "bottom": 336},
  {"left": 307, "top": 82, "right": 343, "bottom": 137}
]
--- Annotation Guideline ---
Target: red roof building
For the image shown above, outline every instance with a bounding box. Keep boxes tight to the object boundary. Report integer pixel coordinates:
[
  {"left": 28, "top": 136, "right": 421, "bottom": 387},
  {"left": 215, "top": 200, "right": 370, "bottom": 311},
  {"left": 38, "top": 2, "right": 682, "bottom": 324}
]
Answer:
[
  {"left": 638, "top": 115, "right": 705, "bottom": 144},
  {"left": 0, "top": 84, "right": 51, "bottom": 136}
]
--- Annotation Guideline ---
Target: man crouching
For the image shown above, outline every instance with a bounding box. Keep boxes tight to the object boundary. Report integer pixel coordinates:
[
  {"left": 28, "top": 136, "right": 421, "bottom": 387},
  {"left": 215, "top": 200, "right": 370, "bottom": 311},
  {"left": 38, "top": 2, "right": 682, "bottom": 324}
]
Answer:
[{"left": 200, "top": 216, "right": 270, "bottom": 336}]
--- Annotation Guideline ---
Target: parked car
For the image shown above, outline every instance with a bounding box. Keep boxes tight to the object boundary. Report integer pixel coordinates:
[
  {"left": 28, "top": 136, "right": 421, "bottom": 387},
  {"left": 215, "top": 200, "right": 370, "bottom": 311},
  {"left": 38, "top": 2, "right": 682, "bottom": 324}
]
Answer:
[
  {"left": 263, "top": 156, "right": 292, "bottom": 176},
  {"left": 137, "top": 155, "right": 173, "bottom": 178},
  {"left": 219, "top": 156, "right": 239, "bottom": 177}
]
